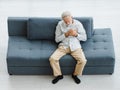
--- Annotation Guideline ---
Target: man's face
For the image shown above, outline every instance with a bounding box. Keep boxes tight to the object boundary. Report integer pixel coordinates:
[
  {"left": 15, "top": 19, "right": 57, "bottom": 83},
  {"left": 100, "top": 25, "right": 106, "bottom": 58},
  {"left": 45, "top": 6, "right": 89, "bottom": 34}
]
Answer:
[{"left": 63, "top": 16, "right": 73, "bottom": 25}]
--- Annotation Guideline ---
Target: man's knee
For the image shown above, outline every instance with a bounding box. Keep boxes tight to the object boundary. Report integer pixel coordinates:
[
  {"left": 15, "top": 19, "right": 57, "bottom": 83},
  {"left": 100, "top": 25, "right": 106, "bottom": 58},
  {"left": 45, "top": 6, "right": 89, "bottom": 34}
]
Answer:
[
  {"left": 49, "top": 57, "right": 57, "bottom": 63},
  {"left": 77, "top": 58, "right": 87, "bottom": 65}
]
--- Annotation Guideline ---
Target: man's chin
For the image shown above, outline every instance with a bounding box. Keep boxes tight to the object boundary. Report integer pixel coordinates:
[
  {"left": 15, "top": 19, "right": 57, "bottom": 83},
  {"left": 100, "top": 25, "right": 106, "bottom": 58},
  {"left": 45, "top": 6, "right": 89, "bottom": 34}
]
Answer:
[{"left": 67, "top": 24, "right": 72, "bottom": 26}]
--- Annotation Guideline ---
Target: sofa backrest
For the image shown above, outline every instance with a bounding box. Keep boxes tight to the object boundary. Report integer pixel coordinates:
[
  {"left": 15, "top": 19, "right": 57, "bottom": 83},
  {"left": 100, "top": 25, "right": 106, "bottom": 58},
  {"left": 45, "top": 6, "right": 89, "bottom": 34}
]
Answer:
[
  {"left": 8, "top": 17, "right": 93, "bottom": 39},
  {"left": 8, "top": 17, "right": 28, "bottom": 36},
  {"left": 74, "top": 17, "right": 93, "bottom": 39}
]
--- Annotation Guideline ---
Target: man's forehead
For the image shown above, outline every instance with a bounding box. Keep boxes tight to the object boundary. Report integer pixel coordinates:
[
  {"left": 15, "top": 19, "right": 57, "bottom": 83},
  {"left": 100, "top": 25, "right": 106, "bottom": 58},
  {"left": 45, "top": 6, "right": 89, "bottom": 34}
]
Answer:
[{"left": 63, "top": 16, "right": 72, "bottom": 20}]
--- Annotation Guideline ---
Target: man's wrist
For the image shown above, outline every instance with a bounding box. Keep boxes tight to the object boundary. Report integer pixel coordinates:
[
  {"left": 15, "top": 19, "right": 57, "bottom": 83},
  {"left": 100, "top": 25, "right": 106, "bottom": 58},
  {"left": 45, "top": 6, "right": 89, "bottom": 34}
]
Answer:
[
  {"left": 65, "top": 33, "right": 69, "bottom": 37},
  {"left": 75, "top": 33, "right": 78, "bottom": 37}
]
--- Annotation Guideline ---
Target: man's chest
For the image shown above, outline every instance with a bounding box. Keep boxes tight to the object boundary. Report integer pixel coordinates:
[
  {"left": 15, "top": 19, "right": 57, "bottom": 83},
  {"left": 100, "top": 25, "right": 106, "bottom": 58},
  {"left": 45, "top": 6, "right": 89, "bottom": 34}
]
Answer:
[{"left": 61, "top": 24, "right": 78, "bottom": 33}]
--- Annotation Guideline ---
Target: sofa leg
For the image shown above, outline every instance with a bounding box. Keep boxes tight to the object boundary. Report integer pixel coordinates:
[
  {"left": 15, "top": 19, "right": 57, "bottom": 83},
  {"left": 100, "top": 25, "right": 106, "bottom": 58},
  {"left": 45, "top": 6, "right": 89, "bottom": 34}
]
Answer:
[
  {"left": 109, "top": 73, "right": 112, "bottom": 75},
  {"left": 9, "top": 73, "right": 13, "bottom": 75}
]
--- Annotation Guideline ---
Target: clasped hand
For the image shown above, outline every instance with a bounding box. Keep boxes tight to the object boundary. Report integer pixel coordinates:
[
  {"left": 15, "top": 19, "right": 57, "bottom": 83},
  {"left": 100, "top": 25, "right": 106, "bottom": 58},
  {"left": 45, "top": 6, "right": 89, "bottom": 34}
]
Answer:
[{"left": 65, "top": 29, "right": 78, "bottom": 37}]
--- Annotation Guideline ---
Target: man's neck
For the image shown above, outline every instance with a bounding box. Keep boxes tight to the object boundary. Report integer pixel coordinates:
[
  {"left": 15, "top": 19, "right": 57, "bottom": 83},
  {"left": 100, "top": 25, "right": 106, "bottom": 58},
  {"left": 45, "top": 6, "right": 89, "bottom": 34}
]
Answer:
[{"left": 66, "top": 19, "right": 74, "bottom": 27}]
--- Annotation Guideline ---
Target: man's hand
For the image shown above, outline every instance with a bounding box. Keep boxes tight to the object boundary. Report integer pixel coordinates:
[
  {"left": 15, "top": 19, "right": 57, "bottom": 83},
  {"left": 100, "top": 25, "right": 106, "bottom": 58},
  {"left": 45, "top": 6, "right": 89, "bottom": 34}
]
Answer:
[
  {"left": 65, "top": 31, "right": 69, "bottom": 37},
  {"left": 65, "top": 29, "right": 78, "bottom": 37},
  {"left": 68, "top": 29, "right": 78, "bottom": 37}
]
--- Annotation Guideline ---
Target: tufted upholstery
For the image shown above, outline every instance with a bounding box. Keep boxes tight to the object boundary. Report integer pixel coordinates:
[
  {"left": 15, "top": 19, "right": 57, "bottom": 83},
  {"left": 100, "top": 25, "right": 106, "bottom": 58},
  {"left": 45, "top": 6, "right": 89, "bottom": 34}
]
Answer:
[{"left": 7, "top": 17, "right": 115, "bottom": 75}]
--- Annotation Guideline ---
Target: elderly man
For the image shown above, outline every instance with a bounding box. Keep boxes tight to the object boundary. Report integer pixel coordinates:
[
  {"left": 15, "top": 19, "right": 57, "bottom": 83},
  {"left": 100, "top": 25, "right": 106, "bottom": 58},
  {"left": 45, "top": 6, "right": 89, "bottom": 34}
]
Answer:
[{"left": 49, "top": 11, "right": 87, "bottom": 84}]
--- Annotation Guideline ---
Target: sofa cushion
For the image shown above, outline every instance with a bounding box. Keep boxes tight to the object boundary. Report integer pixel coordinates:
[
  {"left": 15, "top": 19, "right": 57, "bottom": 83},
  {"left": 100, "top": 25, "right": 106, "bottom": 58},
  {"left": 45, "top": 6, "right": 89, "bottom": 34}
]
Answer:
[
  {"left": 8, "top": 17, "right": 28, "bottom": 36},
  {"left": 27, "top": 17, "right": 93, "bottom": 40},
  {"left": 27, "top": 18, "right": 60, "bottom": 40},
  {"left": 7, "top": 28, "right": 115, "bottom": 67}
]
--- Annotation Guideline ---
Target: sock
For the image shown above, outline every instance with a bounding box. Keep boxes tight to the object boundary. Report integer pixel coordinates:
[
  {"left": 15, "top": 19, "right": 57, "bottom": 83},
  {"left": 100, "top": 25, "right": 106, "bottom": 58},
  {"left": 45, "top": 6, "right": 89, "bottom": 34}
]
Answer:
[
  {"left": 52, "top": 75, "right": 63, "bottom": 84},
  {"left": 72, "top": 74, "right": 81, "bottom": 84}
]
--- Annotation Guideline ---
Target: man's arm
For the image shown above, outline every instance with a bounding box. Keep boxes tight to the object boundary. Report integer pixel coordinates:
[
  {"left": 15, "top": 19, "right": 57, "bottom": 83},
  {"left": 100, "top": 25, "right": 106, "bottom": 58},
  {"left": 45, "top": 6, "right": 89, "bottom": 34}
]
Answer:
[
  {"left": 55, "top": 24, "right": 66, "bottom": 43},
  {"left": 67, "top": 29, "right": 78, "bottom": 37},
  {"left": 76, "top": 22, "right": 87, "bottom": 41}
]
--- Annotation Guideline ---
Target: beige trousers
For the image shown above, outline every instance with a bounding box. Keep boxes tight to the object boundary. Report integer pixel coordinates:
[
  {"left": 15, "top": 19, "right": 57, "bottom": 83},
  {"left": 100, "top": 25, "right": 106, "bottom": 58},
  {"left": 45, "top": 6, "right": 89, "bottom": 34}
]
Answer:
[{"left": 49, "top": 46, "right": 87, "bottom": 76}]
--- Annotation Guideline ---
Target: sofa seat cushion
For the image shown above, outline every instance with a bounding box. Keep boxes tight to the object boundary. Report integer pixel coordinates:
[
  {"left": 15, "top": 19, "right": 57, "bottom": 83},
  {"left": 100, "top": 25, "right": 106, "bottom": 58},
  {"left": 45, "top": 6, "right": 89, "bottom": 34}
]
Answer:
[
  {"left": 82, "top": 28, "right": 115, "bottom": 66},
  {"left": 7, "top": 28, "right": 115, "bottom": 67}
]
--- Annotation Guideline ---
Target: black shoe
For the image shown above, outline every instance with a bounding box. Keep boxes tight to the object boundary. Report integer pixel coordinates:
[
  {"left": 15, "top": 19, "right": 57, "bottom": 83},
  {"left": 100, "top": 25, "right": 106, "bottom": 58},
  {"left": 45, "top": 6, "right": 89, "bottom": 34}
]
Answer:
[
  {"left": 52, "top": 75, "right": 63, "bottom": 84},
  {"left": 72, "top": 74, "right": 81, "bottom": 84}
]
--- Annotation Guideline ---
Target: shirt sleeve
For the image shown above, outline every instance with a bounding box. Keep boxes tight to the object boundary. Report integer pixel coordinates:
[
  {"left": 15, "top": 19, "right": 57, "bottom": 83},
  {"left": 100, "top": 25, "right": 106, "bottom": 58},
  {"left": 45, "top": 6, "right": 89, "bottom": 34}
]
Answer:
[
  {"left": 55, "top": 23, "right": 66, "bottom": 43},
  {"left": 76, "top": 22, "right": 87, "bottom": 41}
]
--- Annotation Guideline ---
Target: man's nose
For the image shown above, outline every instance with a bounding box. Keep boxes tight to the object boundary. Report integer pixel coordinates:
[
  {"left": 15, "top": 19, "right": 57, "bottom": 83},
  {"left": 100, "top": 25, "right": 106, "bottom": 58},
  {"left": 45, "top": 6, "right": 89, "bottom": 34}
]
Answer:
[{"left": 66, "top": 22, "right": 70, "bottom": 25}]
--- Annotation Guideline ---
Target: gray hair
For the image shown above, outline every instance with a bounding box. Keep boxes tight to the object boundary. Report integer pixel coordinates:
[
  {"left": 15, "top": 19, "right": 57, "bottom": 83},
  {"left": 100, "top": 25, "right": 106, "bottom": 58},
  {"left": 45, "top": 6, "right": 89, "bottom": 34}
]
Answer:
[{"left": 61, "top": 11, "right": 72, "bottom": 19}]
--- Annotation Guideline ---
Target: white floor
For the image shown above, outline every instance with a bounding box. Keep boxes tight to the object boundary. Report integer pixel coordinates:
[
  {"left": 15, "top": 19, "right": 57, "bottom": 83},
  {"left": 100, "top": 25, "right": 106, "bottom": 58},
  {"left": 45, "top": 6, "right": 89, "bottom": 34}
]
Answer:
[{"left": 0, "top": 0, "right": 120, "bottom": 90}]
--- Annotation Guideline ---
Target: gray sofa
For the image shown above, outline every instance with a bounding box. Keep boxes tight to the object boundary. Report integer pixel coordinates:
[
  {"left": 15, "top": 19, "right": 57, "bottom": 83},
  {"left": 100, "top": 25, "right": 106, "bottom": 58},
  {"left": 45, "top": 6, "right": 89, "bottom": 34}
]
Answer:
[{"left": 7, "top": 17, "right": 115, "bottom": 75}]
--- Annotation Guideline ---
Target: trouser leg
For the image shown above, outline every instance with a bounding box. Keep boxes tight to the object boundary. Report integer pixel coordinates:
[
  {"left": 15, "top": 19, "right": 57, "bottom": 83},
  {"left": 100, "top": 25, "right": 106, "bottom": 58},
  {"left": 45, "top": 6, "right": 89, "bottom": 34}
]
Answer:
[
  {"left": 49, "top": 46, "right": 67, "bottom": 76},
  {"left": 71, "top": 48, "right": 87, "bottom": 75}
]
